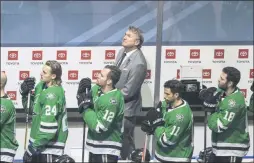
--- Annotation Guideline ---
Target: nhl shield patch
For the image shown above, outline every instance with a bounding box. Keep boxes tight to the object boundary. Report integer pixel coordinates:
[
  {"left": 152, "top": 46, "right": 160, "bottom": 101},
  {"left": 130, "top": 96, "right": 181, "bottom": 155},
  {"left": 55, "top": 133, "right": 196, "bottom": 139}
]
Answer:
[{"left": 110, "top": 98, "right": 117, "bottom": 105}]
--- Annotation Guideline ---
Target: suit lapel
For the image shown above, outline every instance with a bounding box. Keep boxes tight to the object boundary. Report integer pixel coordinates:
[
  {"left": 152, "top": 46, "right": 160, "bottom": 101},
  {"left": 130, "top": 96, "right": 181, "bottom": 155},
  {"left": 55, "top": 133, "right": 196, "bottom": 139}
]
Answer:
[{"left": 120, "top": 49, "right": 139, "bottom": 69}]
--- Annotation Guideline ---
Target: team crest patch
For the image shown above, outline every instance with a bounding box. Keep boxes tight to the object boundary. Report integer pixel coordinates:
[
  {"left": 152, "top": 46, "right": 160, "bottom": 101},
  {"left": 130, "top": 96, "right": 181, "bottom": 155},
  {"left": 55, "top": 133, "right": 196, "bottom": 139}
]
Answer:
[
  {"left": 110, "top": 98, "right": 117, "bottom": 105},
  {"left": 46, "top": 93, "right": 56, "bottom": 100},
  {"left": 176, "top": 114, "right": 184, "bottom": 122},
  {"left": 0, "top": 106, "right": 6, "bottom": 113},
  {"left": 228, "top": 99, "right": 236, "bottom": 108}
]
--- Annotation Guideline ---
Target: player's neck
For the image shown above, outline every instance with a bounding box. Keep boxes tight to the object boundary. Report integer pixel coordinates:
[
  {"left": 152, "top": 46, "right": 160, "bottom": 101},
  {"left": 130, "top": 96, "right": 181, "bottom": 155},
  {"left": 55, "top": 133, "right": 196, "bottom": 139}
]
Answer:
[
  {"left": 172, "top": 98, "right": 183, "bottom": 108},
  {"left": 225, "top": 87, "right": 236, "bottom": 96},
  {"left": 0, "top": 90, "right": 5, "bottom": 97},
  {"left": 46, "top": 81, "right": 57, "bottom": 88},
  {"left": 101, "top": 85, "right": 114, "bottom": 94}
]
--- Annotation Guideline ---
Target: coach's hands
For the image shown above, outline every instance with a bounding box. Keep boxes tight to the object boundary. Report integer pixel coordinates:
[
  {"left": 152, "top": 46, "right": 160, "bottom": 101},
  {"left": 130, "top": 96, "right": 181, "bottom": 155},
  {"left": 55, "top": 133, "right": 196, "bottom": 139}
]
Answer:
[{"left": 20, "top": 77, "right": 35, "bottom": 96}]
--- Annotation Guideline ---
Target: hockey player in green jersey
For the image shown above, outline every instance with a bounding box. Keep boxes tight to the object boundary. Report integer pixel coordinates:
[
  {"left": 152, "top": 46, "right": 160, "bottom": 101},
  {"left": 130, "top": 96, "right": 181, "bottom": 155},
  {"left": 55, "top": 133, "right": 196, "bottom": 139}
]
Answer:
[
  {"left": 76, "top": 65, "right": 124, "bottom": 163},
  {"left": 21, "top": 60, "right": 69, "bottom": 163},
  {"left": 0, "top": 72, "right": 19, "bottom": 163},
  {"left": 141, "top": 80, "right": 194, "bottom": 163},
  {"left": 202, "top": 67, "right": 250, "bottom": 163}
]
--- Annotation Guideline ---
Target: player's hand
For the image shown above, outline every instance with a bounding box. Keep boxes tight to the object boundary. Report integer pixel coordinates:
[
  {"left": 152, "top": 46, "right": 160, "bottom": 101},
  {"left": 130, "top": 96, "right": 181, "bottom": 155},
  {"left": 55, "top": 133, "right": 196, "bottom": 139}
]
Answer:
[
  {"left": 76, "top": 91, "right": 93, "bottom": 114},
  {"left": 78, "top": 78, "right": 91, "bottom": 94},
  {"left": 202, "top": 88, "right": 222, "bottom": 112},
  {"left": 20, "top": 77, "right": 35, "bottom": 96},
  {"left": 23, "top": 145, "right": 39, "bottom": 163},
  {"left": 141, "top": 120, "right": 154, "bottom": 135},
  {"left": 146, "top": 102, "right": 165, "bottom": 128}
]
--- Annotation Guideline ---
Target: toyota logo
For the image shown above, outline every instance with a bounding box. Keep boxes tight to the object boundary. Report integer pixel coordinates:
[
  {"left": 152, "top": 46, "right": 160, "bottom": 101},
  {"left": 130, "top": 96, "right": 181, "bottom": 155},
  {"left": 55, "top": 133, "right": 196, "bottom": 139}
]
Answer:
[
  {"left": 21, "top": 73, "right": 28, "bottom": 79},
  {"left": 69, "top": 73, "right": 77, "bottom": 78},
  {"left": 215, "top": 51, "right": 223, "bottom": 56},
  {"left": 146, "top": 72, "right": 150, "bottom": 78},
  {"left": 33, "top": 53, "right": 41, "bottom": 58},
  {"left": 82, "top": 52, "right": 90, "bottom": 58},
  {"left": 191, "top": 52, "right": 199, "bottom": 57},
  {"left": 203, "top": 72, "right": 210, "bottom": 76},
  {"left": 251, "top": 71, "right": 254, "bottom": 77},
  {"left": 9, "top": 53, "right": 17, "bottom": 59},
  {"left": 8, "top": 93, "right": 16, "bottom": 99},
  {"left": 167, "top": 51, "right": 175, "bottom": 57},
  {"left": 241, "top": 91, "right": 246, "bottom": 96},
  {"left": 58, "top": 53, "right": 66, "bottom": 58},
  {"left": 93, "top": 72, "right": 99, "bottom": 78},
  {"left": 106, "top": 52, "right": 115, "bottom": 58},
  {"left": 239, "top": 51, "right": 248, "bottom": 57}
]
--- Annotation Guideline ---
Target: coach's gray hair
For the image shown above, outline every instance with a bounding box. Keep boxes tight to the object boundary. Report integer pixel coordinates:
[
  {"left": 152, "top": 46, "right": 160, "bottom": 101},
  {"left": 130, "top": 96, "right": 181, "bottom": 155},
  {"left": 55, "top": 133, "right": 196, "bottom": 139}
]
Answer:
[
  {"left": 45, "top": 60, "right": 62, "bottom": 86},
  {"left": 128, "top": 26, "right": 144, "bottom": 49}
]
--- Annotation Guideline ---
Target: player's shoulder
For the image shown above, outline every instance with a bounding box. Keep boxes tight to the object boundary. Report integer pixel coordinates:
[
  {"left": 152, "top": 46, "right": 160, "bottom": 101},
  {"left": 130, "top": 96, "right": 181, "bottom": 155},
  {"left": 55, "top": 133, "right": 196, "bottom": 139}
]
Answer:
[
  {"left": 103, "top": 89, "right": 123, "bottom": 105},
  {"left": 1, "top": 95, "right": 15, "bottom": 112},
  {"left": 42, "top": 85, "right": 65, "bottom": 100},
  {"left": 228, "top": 88, "right": 245, "bottom": 103},
  {"left": 172, "top": 100, "right": 192, "bottom": 116}
]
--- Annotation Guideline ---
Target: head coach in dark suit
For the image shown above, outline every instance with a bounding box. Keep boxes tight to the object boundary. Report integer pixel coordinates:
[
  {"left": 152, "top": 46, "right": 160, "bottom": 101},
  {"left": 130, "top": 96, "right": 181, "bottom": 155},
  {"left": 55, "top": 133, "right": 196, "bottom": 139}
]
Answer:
[{"left": 115, "top": 26, "right": 147, "bottom": 160}]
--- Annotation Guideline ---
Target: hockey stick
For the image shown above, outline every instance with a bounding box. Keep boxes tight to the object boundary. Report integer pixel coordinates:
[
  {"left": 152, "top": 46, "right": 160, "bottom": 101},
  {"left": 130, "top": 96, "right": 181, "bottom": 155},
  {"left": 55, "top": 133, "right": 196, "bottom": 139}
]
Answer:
[
  {"left": 82, "top": 122, "right": 86, "bottom": 163},
  {"left": 142, "top": 134, "right": 149, "bottom": 162},
  {"left": 204, "top": 110, "right": 208, "bottom": 163},
  {"left": 24, "top": 91, "right": 31, "bottom": 150},
  {"left": 81, "top": 87, "right": 90, "bottom": 163}
]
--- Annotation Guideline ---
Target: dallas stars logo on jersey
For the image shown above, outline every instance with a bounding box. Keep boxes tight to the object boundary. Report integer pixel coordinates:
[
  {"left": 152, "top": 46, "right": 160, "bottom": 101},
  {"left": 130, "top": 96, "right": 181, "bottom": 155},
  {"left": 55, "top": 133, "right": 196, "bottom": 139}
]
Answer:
[
  {"left": 228, "top": 99, "right": 236, "bottom": 108},
  {"left": 1, "top": 106, "right": 6, "bottom": 113},
  {"left": 46, "top": 93, "right": 56, "bottom": 100},
  {"left": 176, "top": 114, "right": 184, "bottom": 122}
]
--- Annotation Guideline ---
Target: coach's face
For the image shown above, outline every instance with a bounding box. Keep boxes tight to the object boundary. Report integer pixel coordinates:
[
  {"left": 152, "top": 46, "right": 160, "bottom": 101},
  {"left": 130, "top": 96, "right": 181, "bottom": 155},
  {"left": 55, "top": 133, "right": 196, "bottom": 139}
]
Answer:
[
  {"left": 40, "top": 65, "right": 56, "bottom": 84},
  {"left": 122, "top": 30, "right": 139, "bottom": 48},
  {"left": 96, "top": 68, "right": 111, "bottom": 87}
]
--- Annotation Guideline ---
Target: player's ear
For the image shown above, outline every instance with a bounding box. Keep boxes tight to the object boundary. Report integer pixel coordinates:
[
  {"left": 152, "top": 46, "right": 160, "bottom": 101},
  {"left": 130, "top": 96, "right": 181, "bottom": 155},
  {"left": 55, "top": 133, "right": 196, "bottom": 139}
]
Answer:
[
  {"left": 174, "top": 92, "right": 179, "bottom": 99},
  {"left": 51, "top": 74, "right": 56, "bottom": 80},
  {"left": 227, "top": 81, "right": 233, "bottom": 87},
  {"left": 107, "top": 79, "right": 112, "bottom": 85}
]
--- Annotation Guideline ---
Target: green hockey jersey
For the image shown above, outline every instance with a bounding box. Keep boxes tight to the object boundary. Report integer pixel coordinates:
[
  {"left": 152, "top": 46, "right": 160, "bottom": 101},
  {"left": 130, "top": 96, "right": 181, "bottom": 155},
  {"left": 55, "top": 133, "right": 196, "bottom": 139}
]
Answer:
[
  {"left": 154, "top": 100, "right": 194, "bottom": 162},
  {"left": 83, "top": 85, "right": 124, "bottom": 157},
  {"left": 22, "top": 81, "right": 68, "bottom": 156},
  {"left": 0, "top": 94, "right": 19, "bottom": 162},
  {"left": 248, "top": 93, "right": 253, "bottom": 112},
  {"left": 208, "top": 88, "right": 250, "bottom": 157}
]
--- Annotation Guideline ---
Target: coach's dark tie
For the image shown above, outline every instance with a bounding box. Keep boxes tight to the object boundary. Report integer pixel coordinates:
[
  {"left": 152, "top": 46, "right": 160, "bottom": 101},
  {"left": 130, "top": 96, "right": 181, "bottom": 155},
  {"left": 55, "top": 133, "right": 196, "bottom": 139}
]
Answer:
[{"left": 116, "top": 52, "right": 126, "bottom": 67}]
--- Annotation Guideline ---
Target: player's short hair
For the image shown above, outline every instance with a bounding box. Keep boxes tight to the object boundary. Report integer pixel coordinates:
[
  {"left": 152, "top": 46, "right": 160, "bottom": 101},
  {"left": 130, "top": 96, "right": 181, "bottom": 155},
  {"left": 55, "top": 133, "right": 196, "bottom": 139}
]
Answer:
[
  {"left": 128, "top": 26, "right": 144, "bottom": 49},
  {"left": 222, "top": 67, "right": 241, "bottom": 88},
  {"left": 45, "top": 60, "right": 62, "bottom": 86},
  {"left": 104, "top": 65, "right": 121, "bottom": 88},
  {"left": 0, "top": 72, "right": 7, "bottom": 89},
  {"left": 164, "top": 80, "right": 184, "bottom": 97}
]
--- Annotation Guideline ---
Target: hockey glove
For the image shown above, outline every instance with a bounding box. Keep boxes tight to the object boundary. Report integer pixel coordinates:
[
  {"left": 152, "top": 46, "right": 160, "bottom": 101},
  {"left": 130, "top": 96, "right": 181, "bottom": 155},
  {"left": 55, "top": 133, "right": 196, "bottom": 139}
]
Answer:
[
  {"left": 199, "top": 87, "right": 217, "bottom": 101},
  {"left": 20, "top": 77, "right": 36, "bottom": 96},
  {"left": 141, "top": 102, "right": 165, "bottom": 134},
  {"left": 76, "top": 91, "right": 93, "bottom": 114},
  {"left": 203, "top": 88, "right": 222, "bottom": 113},
  {"left": 77, "top": 78, "right": 91, "bottom": 94},
  {"left": 141, "top": 120, "right": 154, "bottom": 135},
  {"left": 23, "top": 145, "right": 39, "bottom": 163}
]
